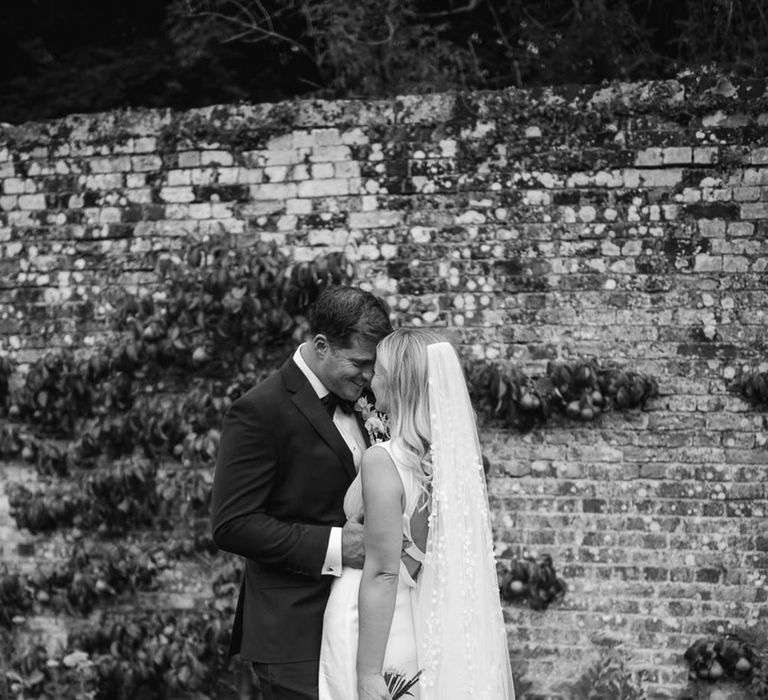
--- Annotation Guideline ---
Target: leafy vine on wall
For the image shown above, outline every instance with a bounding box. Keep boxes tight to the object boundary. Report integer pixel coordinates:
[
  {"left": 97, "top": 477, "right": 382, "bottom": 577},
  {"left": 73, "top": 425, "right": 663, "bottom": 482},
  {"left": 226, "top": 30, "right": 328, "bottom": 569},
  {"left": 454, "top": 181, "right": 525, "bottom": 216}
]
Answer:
[
  {"left": 0, "top": 237, "right": 350, "bottom": 700},
  {"left": 498, "top": 554, "right": 567, "bottom": 611},
  {"left": 735, "top": 369, "right": 768, "bottom": 408},
  {"left": 1, "top": 607, "right": 234, "bottom": 700},
  {"left": 466, "top": 358, "right": 660, "bottom": 432},
  {"left": 1, "top": 540, "right": 161, "bottom": 620},
  {"left": 1, "top": 237, "right": 349, "bottom": 462},
  {"left": 683, "top": 633, "right": 768, "bottom": 698}
]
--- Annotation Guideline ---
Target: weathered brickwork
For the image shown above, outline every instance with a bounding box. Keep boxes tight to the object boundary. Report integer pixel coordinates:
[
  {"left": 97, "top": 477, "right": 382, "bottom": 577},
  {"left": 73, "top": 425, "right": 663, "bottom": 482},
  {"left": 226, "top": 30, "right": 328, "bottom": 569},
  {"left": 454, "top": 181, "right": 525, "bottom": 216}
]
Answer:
[{"left": 2, "top": 74, "right": 768, "bottom": 698}]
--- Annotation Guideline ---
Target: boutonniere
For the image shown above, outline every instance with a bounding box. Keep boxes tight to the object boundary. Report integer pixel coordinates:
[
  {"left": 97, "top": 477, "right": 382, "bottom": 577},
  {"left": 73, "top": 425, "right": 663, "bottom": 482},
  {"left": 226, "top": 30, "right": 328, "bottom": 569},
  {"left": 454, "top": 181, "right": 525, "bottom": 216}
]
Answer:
[{"left": 355, "top": 394, "right": 390, "bottom": 444}]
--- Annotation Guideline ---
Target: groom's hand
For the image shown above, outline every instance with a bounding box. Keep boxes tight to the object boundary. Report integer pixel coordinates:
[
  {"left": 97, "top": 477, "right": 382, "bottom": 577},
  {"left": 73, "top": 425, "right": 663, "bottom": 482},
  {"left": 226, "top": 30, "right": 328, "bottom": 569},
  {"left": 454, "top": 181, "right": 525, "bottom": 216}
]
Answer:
[{"left": 341, "top": 520, "right": 365, "bottom": 568}]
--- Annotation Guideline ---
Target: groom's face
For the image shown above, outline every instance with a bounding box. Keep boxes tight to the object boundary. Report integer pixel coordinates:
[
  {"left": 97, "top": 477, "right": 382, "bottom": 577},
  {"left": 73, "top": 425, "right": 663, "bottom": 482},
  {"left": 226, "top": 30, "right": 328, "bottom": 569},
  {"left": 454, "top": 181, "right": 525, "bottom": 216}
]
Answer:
[{"left": 315, "top": 333, "right": 377, "bottom": 402}]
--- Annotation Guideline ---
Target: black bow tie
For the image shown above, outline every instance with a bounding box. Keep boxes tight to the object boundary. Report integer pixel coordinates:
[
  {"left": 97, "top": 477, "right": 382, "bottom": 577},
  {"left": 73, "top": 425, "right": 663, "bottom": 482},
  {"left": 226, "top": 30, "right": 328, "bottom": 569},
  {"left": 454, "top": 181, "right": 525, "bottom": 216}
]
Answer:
[{"left": 321, "top": 392, "right": 355, "bottom": 416}]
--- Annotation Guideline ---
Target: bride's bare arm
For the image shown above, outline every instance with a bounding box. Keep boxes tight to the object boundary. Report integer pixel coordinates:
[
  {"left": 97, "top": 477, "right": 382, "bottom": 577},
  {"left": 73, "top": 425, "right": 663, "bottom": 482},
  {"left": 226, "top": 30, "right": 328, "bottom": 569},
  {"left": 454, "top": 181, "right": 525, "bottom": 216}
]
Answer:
[{"left": 356, "top": 445, "right": 405, "bottom": 699}]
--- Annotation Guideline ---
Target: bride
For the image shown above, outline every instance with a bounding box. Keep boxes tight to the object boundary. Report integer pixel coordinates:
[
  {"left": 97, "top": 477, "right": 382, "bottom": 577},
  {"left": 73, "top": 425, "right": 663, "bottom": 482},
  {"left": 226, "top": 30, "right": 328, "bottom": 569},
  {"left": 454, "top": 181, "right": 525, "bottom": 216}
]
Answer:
[{"left": 318, "top": 329, "right": 515, "bottom": 700}]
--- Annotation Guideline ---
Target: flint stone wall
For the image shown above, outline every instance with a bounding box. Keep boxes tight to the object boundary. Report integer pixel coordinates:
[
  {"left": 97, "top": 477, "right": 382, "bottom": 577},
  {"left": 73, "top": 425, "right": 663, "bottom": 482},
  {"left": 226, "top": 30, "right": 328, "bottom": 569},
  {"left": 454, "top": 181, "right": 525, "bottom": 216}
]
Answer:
[{"left": 1, "top": 73, "right": 768, "bottom": 699}]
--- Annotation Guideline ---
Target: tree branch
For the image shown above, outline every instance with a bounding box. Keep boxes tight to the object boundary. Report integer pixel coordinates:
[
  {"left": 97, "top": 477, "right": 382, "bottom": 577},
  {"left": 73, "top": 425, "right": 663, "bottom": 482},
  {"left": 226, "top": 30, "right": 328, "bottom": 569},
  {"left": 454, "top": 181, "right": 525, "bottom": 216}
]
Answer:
[
  {"left": 187, "top": 5, "right": 317, "bottom": 63},
  {"left": 416, "top": 0, "right": 481, "bottom": 19},
  {"left": 485, "top": 0, "right": 523, "bottom": 88},
  {"left": 339, "top": 14, "right": 396, "bottom": 46}
]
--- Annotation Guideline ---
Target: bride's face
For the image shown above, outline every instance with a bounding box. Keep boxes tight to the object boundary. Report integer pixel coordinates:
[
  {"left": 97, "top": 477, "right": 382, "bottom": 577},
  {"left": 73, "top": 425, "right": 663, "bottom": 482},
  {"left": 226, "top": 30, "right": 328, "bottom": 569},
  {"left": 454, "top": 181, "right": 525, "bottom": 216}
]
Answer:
[{"left": 370, "top": 356, "right": 389, "bottom": 413}]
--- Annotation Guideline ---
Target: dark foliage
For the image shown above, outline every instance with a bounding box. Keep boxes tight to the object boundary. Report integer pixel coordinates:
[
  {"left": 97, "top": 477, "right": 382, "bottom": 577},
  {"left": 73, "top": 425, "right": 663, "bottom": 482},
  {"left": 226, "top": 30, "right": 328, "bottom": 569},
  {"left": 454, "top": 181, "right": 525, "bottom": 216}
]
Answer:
[
  {"left": 1, "top": 0, "right": 767, "bottom": 124},
  {"left": 735, "top": 368, "right": 768, "bottom": 407},
  {"left": 498, "top": 554, "right": 567, "bottom": 610},
  {"left": 563, "top": 646, "right": 647, "bottom": 699},
  {"left": 465, "top": 357, "right": 659, "bottom": 432},
  {"left": 0, "top": 242, "right": 348, "bottom": 698},
  {"left": 683, "top": 633, "right": 767, "bottom": 696}
]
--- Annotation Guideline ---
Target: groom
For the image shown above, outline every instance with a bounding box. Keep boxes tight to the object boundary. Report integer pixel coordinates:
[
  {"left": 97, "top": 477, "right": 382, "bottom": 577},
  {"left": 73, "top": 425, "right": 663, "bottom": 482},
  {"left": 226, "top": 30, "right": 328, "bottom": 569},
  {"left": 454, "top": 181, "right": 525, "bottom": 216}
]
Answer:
[{"left": 211, "top": 285, "right": 392, "bottom": 700}]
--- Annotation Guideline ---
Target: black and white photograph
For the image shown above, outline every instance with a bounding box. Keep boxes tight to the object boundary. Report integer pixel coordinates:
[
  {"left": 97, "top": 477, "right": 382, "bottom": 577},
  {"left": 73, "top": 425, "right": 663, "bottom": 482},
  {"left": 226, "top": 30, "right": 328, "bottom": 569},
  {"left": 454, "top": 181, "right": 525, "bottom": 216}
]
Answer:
[{"left": 1, "top": 2, "right": 767, "bottom": 699}]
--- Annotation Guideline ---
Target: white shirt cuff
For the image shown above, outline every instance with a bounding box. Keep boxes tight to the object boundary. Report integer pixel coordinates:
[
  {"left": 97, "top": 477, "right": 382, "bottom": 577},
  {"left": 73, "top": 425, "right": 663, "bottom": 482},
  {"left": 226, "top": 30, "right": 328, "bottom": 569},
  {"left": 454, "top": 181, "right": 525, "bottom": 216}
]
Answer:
[{"left": 322, "top": 526, "right": 343, "bottom": 576}]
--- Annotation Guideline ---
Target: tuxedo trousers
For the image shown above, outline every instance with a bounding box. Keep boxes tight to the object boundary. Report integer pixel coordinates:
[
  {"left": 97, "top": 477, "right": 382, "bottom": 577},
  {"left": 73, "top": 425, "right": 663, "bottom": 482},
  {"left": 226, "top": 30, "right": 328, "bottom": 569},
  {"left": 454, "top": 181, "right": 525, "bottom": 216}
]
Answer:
[{"left": 253, "top": 660, "right": 319, "bottom": 700}]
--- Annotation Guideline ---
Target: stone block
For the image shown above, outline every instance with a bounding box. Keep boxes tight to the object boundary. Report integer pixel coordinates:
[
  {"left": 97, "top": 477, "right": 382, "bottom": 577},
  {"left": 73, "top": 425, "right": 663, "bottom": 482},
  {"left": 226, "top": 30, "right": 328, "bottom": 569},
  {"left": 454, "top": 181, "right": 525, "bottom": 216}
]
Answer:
[
  {"left": 297, "top": 179, "right": 350, "bottom": 198},
  {"left": 17, "top": 194, "right": 46, "bottom": 210},
  {"left": 502, "top": 461, "right": 531, "bottom": 477},
  {"left": 307, "top": 229, "right": 349, "bottom": 246},
  {"left": 249, "top": 148, "right": 307, "bottom": 167},
  {"left": 333, "top": 161, "right": 361, "bottom": 179},
  {"left": 159, "top": 186, "right": 195, "bottom": 203},
  {"left": 83, "top": 173, "right": 124, "bottom": 190},
  {"left": 214, "top": 167, "right": 241, "bottom": 185},
  {"left": 310, "top": 145, "right": 352, "bottom": 163},
  {"left": 2, "top": 178, "right": 29, "bottom": 195},
  {"left": 200, "top": 150, "right": 234, "bottom": 167},
  {"left": 177, "top": 151, "right": 202, "bottom": 168},
  {"left": 89, "top": 156, "right": 131, "bottom": 173},
  {"left": 722, "top": 255, "right": 749, "bottom": 272},
  {"left": 732, "top": 186, "right": 760, "bottom": 201},
  {"left": 308, "top": 163, "right": 333, "bottom": 180},
  {"left": 264, "top": 165, "right": 289, "bottom": 183},
  {"left": 126, "top": 173, "right": 147, "bottom": 188},
  {"left": 166, "top": 169, "right": 191, "bottom": 186},
  {"left": 348, "top": 211, "right": 403, "bottom": 229},
  {"left": 662, "top": 147, "right": 692, "bottom": 165},
  {"left": 286, "top": 198, "right": 312, "bottom": 215},
  {"left": 237, "top": 168, "right": 264, "bottom": 185},
  {"left": 250, "top": 182, "right": 299, "bottom": 200},
  {"left": 309, "top": 128, "right": 342, "bottom": 147},
  {"left": 638, "top": 169, "right": 684, "bottom": 187},
  {"left": 635, "top": 148, "right": 663, "bottom": 166},
  {"left": 740, "top": 202, "right": 768, "bottom": 219},
  {"left": 698, "top": 219, "right": 726, "bottom": 237},
  {"left": 693, "top": 254, "right": 723, "bottom": 272},
  {"left": 693, "top": 147, "right": 719, "bottom": 165},
  {"left": 727, "top": 221, "right": 753, "bottom": 237},
  {"left": 130, "top": 153, "right": 162, "bottom": 173},
  {"left": 340, "top": 128, "right": 369, "bottom": 146},
  {"left": 265, "top": 133, "right": 294, "bottom": 150},
  {"left": 188, "top": 203, "right": 212, "bottom": 219}
]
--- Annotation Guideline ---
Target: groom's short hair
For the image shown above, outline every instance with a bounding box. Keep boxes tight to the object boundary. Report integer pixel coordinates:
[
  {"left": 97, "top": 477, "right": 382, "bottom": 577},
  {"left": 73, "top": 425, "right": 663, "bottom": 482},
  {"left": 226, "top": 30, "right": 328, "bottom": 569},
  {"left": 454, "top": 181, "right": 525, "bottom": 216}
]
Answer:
[{"left": 309, "top": 286, "right": 392, "bottom": 348}]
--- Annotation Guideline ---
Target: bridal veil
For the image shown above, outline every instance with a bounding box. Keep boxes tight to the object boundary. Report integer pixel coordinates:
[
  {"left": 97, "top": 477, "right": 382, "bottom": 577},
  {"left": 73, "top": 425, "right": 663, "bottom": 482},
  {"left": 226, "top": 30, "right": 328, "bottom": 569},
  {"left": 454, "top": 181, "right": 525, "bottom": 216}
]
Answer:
[{"left": 416, "top": 341, "right": 515, "bottom": 700}]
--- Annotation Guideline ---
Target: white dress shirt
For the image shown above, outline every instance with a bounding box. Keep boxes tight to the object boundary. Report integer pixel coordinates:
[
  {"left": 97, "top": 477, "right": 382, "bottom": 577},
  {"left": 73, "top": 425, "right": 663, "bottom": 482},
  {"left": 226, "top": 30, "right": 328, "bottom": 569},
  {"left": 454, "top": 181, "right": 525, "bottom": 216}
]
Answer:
[{"left": 293, "top": 345, "right": 367, "bottom": 576}]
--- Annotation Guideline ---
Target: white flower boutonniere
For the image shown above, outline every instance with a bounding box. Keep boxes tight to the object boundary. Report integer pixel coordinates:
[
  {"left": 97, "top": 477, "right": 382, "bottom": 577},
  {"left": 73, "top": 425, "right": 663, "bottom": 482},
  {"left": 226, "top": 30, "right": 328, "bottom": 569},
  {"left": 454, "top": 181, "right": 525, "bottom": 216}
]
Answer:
[{"left": 355, "top": 396, "right": 390, "bottom": 444}]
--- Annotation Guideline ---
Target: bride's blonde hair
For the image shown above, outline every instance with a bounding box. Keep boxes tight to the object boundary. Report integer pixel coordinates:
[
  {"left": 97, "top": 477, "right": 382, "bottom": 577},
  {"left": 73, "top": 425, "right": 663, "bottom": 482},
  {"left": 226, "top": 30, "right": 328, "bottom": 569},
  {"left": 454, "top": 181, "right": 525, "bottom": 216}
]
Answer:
[{"left": 376, "top": 328, "right": 445, "bottom": 494}]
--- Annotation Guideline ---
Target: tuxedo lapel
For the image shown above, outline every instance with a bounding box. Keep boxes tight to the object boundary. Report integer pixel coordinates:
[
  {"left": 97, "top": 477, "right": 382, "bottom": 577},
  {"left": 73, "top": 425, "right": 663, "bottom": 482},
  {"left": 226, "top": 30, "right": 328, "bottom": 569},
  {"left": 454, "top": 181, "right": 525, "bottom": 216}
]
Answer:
[{"left": 281, "top": 359, "right": 357, "bottom": 481}]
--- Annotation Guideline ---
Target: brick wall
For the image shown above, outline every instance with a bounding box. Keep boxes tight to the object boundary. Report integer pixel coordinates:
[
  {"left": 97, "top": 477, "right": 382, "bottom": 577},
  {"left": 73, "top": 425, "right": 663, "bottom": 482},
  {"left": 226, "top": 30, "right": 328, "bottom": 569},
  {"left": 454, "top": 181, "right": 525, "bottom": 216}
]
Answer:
[{"left": 1, "top": 72, "right": 768, "bottom": 699}]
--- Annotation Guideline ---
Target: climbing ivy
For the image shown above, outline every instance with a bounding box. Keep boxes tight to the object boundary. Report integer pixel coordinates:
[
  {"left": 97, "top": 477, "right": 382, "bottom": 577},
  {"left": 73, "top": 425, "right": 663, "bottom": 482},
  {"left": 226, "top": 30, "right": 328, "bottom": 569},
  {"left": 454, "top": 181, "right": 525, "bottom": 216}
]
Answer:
[
  {"left": 1, "top": 607, "right": 235, "bottom": 700},
  {"left": 683, "top": 632, "right": 768, "bottom": 698},
  {"left": 466, "top": 358, "right": 660, "bottom": 433},
  {"left": 1, "top": 237, "right": 350, "bottom": 473},
  {"left": 0, "top": 237, "right": 352, "bottom": 699},
  {"left": 735, "top": 368, "right": 768, "bottom": 408}
]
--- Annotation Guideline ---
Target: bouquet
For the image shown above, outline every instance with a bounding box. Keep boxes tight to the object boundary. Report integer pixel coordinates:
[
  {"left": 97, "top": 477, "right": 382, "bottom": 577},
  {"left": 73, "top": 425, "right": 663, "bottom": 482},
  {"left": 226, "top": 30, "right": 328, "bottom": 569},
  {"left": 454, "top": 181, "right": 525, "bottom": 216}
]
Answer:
[{"left": 383, "top": 669, "right": 421, "bottom": 699}]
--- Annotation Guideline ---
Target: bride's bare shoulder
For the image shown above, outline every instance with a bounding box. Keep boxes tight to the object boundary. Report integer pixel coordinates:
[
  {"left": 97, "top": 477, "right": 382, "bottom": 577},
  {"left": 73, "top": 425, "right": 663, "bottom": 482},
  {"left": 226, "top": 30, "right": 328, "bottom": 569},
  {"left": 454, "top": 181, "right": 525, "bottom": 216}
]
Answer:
[
  {"left": 360, "top": 444, "right": 403, "bottom": 497},
  {"left": 361, "top": 442, "right": 395, "bottom": 470}
]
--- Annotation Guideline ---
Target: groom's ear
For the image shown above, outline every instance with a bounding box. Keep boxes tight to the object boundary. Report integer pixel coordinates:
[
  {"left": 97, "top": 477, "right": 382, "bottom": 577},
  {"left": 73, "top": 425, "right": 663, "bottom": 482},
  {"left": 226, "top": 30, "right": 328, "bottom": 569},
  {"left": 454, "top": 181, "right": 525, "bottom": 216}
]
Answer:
[{"left": 312, "top": 334, "right": 330, "bottom": 358}]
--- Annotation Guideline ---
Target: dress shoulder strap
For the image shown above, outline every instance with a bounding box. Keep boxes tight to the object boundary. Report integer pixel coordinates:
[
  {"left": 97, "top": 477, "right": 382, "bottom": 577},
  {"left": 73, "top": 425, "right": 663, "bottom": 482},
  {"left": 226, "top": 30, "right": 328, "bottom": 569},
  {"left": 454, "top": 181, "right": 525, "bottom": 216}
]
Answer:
[{"left": 404, "top": 542, "right": 425, "bottom": 562}]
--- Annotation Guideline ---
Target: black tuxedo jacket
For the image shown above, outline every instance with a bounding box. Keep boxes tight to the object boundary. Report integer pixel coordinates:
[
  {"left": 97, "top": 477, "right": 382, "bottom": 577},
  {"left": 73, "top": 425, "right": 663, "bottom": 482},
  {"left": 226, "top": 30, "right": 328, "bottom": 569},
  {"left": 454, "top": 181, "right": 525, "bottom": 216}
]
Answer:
[{"left": 211, "top": 357, "right": 369, "bottom": 663}]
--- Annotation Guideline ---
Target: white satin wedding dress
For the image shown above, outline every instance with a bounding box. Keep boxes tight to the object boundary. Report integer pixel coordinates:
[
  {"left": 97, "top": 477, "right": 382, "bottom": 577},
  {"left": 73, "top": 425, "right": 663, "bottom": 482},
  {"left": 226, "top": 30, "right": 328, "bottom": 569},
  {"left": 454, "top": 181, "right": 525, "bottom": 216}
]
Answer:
[
  {"left": 319, "top": 342, "right": 514, "bottom": 700},
  {"left": 318, "top": 440, "right": 423, "bottom": 700}
]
